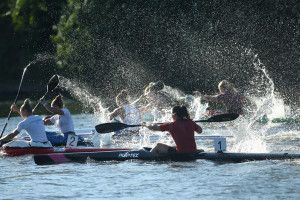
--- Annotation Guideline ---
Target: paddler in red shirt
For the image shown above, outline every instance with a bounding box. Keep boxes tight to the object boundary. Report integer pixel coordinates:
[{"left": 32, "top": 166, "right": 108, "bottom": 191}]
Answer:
[{"left": 147, "top": 106, "right": 202, "bottom": 154}]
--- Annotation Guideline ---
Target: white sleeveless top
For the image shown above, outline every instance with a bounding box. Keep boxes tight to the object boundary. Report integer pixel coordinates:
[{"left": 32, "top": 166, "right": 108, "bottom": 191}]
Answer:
[
  {"left": 15, "top": 115, "right": 49, "bottom": 142},
  {"left": 123, "top": 104, "right": 141, "bottom": 125},
  {"left": 50, "top": 108, "right": 75, "bottom": 133}
]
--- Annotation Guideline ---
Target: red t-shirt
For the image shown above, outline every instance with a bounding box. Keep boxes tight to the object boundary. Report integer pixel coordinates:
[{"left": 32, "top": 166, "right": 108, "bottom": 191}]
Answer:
[{"left": 159, "top": 119, "right": 201, "bottom": 153}]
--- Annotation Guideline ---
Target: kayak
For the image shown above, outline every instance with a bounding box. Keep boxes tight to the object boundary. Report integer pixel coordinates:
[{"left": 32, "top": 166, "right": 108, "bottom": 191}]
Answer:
[
  {"left": 0, "top": 146, "right": 130, "bottom": 156},
  {"left": 257, "top": 117, "right": 300, "bottom": 124},
  {"left": 34, "top": 148, "right": 300, "bottom": 165}
]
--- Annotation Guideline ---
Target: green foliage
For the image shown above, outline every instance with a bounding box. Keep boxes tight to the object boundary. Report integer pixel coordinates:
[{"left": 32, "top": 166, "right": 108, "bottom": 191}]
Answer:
[
  {"left": 0, "top": 0, "right": 66, "bottom": 101},
  {"left": 9, "top": 0, "right": 47, "bottom": 31},
  {"left": 52, "top": 0, "right": 81, "bottom": 68},
  {"left": 52, "top": 0, "right": 300, "bottom": 102},
  {"left": 0, "top": 0, "right": 299, "bottom": 106}
]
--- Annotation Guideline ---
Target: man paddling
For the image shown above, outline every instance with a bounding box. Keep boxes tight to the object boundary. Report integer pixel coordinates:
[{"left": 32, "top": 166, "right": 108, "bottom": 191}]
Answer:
[
  {"left": 146, "top": 106, "right": 202, "bottom": 154},
  {"left": 109, "top": 90, "right": 141, "bottom": 136},
  {"left": 195, "top": 80, "right": 245, "bottom": 115},
  {"left": 42, "top": 95, "right": 86, "bottom": 146},
  {"left": 0, "top": 99, "right": 52, "bottom": 148}
]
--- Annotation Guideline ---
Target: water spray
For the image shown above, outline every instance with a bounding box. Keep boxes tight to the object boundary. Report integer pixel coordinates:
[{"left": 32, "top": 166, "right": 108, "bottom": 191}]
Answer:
[{"left": 0, "top": 54, "right": 54, "bottom": 137}]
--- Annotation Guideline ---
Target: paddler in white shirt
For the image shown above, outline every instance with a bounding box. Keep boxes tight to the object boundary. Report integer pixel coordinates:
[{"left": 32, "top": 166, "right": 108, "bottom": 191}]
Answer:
[
  {"left": 135, "top": 81, "right": 180, "bottom": 122},
  {"left": 109, "top": 90, "right": 141, "bottom": 135},
  {"left": 141, "top": 81, "right": 177, "bottom": 109},
  {"left": 0, "top": 99, "right": 52, "bottom": 148},
  {"left": 42, "top": 95, "right": 84, "bottom": 146}
]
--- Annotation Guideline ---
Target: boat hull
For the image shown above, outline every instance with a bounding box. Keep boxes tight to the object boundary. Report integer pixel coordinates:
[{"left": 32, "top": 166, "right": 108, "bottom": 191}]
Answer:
[
  {"left": 0, "top": 147, "right": 130, "bottom": 156},
  {"left": 33, "top": 149, "right": 300, "bottom": 165}
]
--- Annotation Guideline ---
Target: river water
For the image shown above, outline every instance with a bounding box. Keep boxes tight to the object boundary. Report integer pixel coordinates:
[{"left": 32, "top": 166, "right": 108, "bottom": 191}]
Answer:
[{"left": 0, "top": 114, "right": 299, "bottom": 200}]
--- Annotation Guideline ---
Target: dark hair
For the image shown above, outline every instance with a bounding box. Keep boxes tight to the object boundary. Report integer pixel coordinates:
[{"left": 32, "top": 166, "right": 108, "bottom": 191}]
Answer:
[
  {"left": 51, "top": 95, "right": 63, "bottom": 108},
  {"left": 172, "top": 106, "right": 190, "bottom": 120},
  {"left": 21, "top": 98, "right": 32, "bottom": 113}
]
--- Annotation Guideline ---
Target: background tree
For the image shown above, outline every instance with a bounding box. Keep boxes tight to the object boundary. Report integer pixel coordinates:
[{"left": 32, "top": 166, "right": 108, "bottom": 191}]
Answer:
[{"left": 53, "top": 0, "right": 299, "bottom": 106}]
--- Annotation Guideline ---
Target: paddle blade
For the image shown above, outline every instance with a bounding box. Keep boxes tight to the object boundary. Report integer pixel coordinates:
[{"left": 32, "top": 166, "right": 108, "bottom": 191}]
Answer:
[
  {"left": 205, "top": 113, "right": 239, "bottom": 122},
  {"left": 95, "top": 122, "right": 129, "bottom": 134},
  {"left": 47, "top": 75, "right": 59, "bottom": 92}
]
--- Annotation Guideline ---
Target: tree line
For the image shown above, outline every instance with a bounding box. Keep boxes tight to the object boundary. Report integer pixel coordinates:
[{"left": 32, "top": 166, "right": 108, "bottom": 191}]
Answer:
[{"left": 0, "top": 0, "right": 299, "bottom": 107}]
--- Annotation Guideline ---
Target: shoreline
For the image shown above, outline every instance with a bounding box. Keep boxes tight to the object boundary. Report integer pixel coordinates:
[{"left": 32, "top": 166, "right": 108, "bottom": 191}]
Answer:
[{"left": 0, "top": 99, "right": 89, "bottom": 118}]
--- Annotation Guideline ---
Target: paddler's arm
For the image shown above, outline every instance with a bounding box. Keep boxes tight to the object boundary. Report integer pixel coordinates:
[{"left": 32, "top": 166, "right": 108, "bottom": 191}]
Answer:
[
  {"left": 201, "top": 95, "right": 220, "bottom": 103},
  {"left": 195, "top": 124, "right": 203, "bottom": 134},
  {"left": 2, "top": 105, "right": 24, "bottom": 142},
  {"left": 146, "top": 124, "right": 161, "bottom": 131},
  {"left": 139, "top": 103, "right": 152, "bottom": 112},
  {"left": 43, "top": 115, "right": 54, "bottom": 125},
  {"left": 148, "top": 123, "right": 171, "bottom": 132},
  {"left": 41, "top": 101, "right": 64, "bottom": 115},
  {"left": 11, "top": 104, "right": 21, "bottom": 116},
  {"left": 194, "top": 91, "right": 220, "bottom": 103},
  {"left": 132, "top": 94, "right": 146, "bottom": 105},
  {"left": 133, "top": 93, "right": 150, "bottom": 109},
  {"left": 109, "top": 107, "right": 124, "bottom": 120},
  {"left": 0, "top": 130, "right": 19, "bottom": 143}
]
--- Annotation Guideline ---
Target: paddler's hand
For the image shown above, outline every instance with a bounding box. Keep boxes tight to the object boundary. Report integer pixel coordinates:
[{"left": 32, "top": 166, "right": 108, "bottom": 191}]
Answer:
[
  {"left": 146, "top": 124, "right": 160, "bottom": 131},
  {"left": 10, "top": 104, "right": 19, "bottom": 112},
  {"left": 43, "top": 115, "right": 52, "bottom": 120}
]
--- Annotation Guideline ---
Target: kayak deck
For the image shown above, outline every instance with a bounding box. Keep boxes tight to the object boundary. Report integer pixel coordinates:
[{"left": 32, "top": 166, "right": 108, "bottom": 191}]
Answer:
[{"left": 34, "top": 149, "right": 300, "bottom": 165}]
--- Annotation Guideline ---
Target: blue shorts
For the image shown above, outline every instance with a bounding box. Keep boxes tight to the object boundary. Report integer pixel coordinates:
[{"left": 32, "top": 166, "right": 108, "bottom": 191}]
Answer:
[{"left": 46, "top": 131, "right": 84, "bottom": 146}]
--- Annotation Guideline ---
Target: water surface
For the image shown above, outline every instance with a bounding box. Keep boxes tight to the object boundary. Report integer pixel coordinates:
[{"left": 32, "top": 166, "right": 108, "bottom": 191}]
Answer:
[{"left": 1, "top": 115, "right": 299, "bottom": 200}]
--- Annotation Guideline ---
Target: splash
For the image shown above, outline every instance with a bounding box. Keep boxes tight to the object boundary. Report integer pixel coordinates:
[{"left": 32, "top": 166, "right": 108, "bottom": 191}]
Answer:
[
  {"left": 150, "top": 50, "right": 288, "bottom": 153},
  {"left": 1, "top": 54, "right": 54, "bottom": 136},
  {"left": 58, "top": 76, "right": 109, "bottom": 124},
  {"left": 244, "top": 49, "right": 290, "bottom": 124},
  {"left": 230, "top": 49, "right": 291, "bottom": 153},
  {"left": 57, "top": 51, "right": 291, "bottom": 153},
  {"left": 161, "top": 85, "right": 208, "bottom": 119}
]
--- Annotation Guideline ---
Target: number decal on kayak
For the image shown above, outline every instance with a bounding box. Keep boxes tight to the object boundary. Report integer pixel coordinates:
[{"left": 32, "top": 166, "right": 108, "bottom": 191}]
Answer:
[
  {"left": 66, "top": 134, "right": 79, "bottom": 147},
  {"left": 213, "top": 137, "right": 227, "bottom": 152},
  {"left": 70, "top": 136, "right": 75, "bottom": 146}
]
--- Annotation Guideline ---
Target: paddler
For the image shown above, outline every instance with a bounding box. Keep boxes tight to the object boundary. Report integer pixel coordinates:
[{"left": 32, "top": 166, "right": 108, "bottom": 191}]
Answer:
[
  {"left": 42, "top": 95, "right": 85, "bottom": 146},
  {"left": 141, "top": 81, "right": 178, "bottom": 109},
  {"left": 0, "top": 99, "right": 52, "bottom": 148},
  {"left": 196, "top": 80, "right": 245, "bottom": 115},
  {"left": 109, "top": 90, "right": 141, "bottom": 135},
  {"left": 146, "top": 106, "right": 202, "bottom": 154},
  {"left": 135, "top": 81, "right": 179, "bottom": 121}
]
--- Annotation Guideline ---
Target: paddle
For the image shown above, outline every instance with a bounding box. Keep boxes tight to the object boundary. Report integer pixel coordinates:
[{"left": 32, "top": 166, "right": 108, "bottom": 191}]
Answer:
[
  {"left": 95, "top": 113, "right": 239, "bottom": 134},
  {"left": 32, "top": 75, "right": 59, "bottom": 113},
  {"left": 0, "top": 64, "right": 31, "bottom": 138}
]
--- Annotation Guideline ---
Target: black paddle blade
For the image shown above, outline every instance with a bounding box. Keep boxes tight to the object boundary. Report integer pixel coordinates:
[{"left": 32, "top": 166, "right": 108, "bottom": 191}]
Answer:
[
  {"left": 95, "top": 122, "right": 129, "bottom": 134},
  {"left": 205, "top": 113, "right": 239, "bottom": 122},
  {"left": 47, "top": 75, "right": 59, "bottom": 92}
]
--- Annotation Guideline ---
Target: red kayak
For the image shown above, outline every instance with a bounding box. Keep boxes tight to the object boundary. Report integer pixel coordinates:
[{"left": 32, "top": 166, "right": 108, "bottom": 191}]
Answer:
[{"left": 0, "top": 146, "right": 131, "bottom": 157}]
